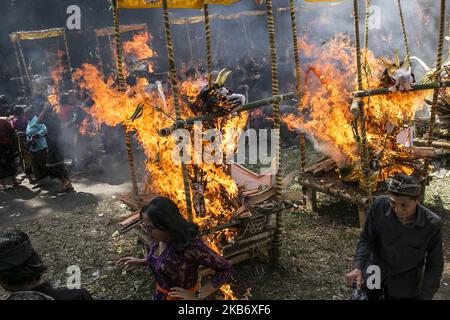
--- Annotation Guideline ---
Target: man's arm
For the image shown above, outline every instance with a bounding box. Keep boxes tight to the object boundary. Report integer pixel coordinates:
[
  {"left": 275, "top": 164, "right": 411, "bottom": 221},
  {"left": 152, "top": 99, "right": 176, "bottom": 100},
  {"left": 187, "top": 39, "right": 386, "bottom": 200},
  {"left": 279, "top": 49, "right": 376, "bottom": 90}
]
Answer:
[
  {"left": 346, "top": 200, "right": 381, "bottom": 287},
  {"left": 419, "top": 223, "right": 444, "bottom": 300},
  {"left": 353, "top": 203, "right": 379, "bottom": 270}
]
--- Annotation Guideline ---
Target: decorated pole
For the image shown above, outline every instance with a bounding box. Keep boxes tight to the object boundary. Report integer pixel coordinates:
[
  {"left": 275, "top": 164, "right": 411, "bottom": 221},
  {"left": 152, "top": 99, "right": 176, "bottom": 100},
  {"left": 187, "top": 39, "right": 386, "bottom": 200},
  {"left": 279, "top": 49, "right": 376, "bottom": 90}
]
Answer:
[
  {"left": 112, "top": 0, "right": 141, "bottom": 208},
  {"left": 95, "top": 35, "right": 105, "bottom": 77},
  {"left": 12, "top": 41, "right": 26, "bottom": 90},
  {"left": 353, "top": 81, "right": 450, "bottom": 98},
  {"left": 353, "top": 0, "right": 373, "bottom": 206},
  {"left": 16, "top": 39, "right": 32, "bottom": 94},
  {"left": 265, "top": 0, "right": 283, "bottom": 268},
  {"left": 158, "top": 93, "right": 294, "bottom": 136},
  {"left": 161, "top": 0, "right": 194, "bottom": 221},
  {"left": 288, "top": 0, "right": 306, "bottom": 174},
  {"left": 422, "top": 0, "right": 446, "bottom": 199}
]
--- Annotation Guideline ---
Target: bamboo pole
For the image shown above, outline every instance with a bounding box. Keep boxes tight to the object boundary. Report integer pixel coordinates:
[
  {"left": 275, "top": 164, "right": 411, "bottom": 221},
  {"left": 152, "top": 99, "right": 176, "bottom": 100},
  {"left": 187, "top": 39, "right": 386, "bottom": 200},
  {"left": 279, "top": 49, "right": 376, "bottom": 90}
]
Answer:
[
  {"left": 95, "top": 35, "right": 105, "bottom": 77},
  {"left": 397, "top": 0, "right": 411, "bottom": 61},
  {"left": 364, "top": 0, "right": 371, "bottom": 50},
  {"left": 161, "top": 0, "right": 193, "bottom": 221},
  {"left": 353, "top": 0, "right": 373, "bottom": 203},
  {"left": 107, "top": 34, "right": 116, "bottom": 71},
  {"left": 298, "top": 178, "right": 371, "bottom": 207},
  {"left": 265, "top": 0, "right": 283, "bottom": 269},
  {"left": 62, "top": 29, "right": 73, "bottom": 77},
  {"left": 414, "top": 139, "right": 450, "bottom": 150},
  {"left": 112, "top": 0, "right": 141, "bottom": 209},
  {"left": 158, "top": 93, "right": 294, "bottom": 136},
  {"left": 16, "top": 39, "right": 32, "bottom": 94},
  {"left": 288, "top": 0, "right": 306, "bottom": 174},
  {"left": 185, "top": 18, "right": 194, "bottom": 63},
  {"left": 12, "top": 41, "right": 26, "bottom": 90},
  {"left": 353, "top": 81, "right": 450, "bottom": 98},
  {"left": 422, "top": 0, "right": 446, "bottom": 199},
  {"left": 204, "top": 4, "right": 213, "bottom": 75}
]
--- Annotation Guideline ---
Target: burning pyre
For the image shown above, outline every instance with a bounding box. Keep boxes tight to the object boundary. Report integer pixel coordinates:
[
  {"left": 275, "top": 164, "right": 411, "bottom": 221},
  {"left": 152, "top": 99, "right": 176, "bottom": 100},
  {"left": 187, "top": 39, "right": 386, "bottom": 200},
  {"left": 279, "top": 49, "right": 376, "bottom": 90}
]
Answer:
[
  {"left": 73, "top": 32, "right": 247, "bottom": 299},
  {"left": 283, "top": 35, "right": 431, "bottom": 189}
]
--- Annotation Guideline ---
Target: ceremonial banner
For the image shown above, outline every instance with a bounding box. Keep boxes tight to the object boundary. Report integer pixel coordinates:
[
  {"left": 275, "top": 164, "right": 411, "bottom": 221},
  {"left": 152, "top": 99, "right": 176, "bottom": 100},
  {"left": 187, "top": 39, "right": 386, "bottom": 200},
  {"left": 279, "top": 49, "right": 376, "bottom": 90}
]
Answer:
[
  {"left": 10, "top": 28, "right": 65, "bottom": 42},
  {"left": 118, "top": 0, "right": 203, "bottom": 9},
  {"left": 94, "top": 24, "right": 147, "bottom": 37}
]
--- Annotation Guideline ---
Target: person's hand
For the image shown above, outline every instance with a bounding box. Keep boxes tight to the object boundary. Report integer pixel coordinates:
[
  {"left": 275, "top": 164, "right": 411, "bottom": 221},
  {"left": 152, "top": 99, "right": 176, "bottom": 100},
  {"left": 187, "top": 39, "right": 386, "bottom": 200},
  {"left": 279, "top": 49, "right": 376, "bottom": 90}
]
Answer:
[
  {"left": 115, "top": 257, "right": 145, "bottom": 268},
  {"left": 168, "top": 287, "right": 200, "bottom": 300},
  {"left": 345, "top": 268, "right": 364, "bottom": 288}
]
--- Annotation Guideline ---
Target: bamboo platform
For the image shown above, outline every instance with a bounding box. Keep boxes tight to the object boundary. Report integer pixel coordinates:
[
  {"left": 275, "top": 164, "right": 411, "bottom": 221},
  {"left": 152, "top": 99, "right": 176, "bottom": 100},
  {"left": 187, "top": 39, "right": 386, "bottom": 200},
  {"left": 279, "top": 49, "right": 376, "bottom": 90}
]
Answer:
[{"left": 294, "top": 170, "right": 374, "bottom": 228}]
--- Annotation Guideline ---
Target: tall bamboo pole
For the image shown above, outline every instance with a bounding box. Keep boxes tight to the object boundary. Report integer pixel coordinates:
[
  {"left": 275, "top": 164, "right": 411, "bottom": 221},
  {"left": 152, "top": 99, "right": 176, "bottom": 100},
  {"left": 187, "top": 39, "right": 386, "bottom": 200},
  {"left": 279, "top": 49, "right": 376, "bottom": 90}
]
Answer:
[
  {"left": 265, "top": 0, "right": 283, "bottom": 268},
  {"left": 422, "top": 0, "right": 446, "bottom": 199},
  {"left": 112, "top": 0, "right": 141, "bottom": 208},
  {"left": 13, "top": 41, "right": 26, "bottom": 90},
  {"left": 353, "top": 0, "right": 373, "bottom": 203},
  {"left": 161, "top": 0, "right": 193, "bottom": 221},
  {"left": 95, "top": 35, "right": 105, "bottom": 77},
  {"left": 16, "top": 39, "right": 32, "bottom": 94},
  {"left": 204, "top": 4, "right": 213, "bottom": 75},
  {"left": 185, "top": 19, "right": 195, "bottom": 63},
  {"left": 397, "top": 0, "right": 411, "bottom": 60},
  {"left": 62, "top": 29, "right": 73, "bottom": 76},
  {"left": 288, "top": 0, "right": 306, "bottom": 175}
]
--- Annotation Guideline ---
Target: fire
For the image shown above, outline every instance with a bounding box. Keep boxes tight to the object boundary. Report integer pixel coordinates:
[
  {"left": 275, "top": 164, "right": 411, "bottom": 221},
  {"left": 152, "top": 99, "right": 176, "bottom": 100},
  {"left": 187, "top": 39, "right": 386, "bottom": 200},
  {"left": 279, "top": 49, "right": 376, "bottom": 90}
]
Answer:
[
  {"left": 219, "top": 284, "right": 237, "bottom": 300},
  {"left": 73, "top": 62, "right": 247, "bottom": 244},
  {"left": 48, "top": 50, "right": 66, "bottom": 113},
  {"left": 79, "top": 117, "right": 99, "bottom": 137},
  {"left": 283, "top": 35, "right": 430, "bottom": 180},
  {"left": 180, "top": 78, "right": 207, "bottom": 103},
  {"left": 123, "top": 32, "right": 156, "bottom": 73},
  {"left": 74, "top": 63, "right": 246, "bottom": 298}
]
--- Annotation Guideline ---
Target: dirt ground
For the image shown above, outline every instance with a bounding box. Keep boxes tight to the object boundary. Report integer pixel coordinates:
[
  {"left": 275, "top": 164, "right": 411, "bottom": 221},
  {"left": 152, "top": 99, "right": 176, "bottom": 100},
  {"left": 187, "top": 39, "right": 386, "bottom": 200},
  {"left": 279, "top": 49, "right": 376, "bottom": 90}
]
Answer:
[{"left": 0, "top": 147, "right": 449, "bottom": 300}]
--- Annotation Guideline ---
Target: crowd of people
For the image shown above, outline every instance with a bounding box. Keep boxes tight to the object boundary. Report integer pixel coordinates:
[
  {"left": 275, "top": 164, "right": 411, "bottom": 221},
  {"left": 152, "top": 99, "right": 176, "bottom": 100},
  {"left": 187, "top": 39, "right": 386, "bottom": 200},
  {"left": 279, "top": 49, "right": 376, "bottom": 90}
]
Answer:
[
  {"left": 0, "top": 174, "right": 445, "bottom": 300},
  {"left": 0, "top": 90, "right": 128, "bottom": 193}
]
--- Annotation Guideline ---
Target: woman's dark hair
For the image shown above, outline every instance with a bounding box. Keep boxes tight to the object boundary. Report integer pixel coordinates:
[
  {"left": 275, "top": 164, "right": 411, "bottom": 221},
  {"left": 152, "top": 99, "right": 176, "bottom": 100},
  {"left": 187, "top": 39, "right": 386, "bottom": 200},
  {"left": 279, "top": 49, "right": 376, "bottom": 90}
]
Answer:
[
  {"left": 0, "top": 229, "right": 46, "bottom": 289},
  {"left": 140, "top": 197, "right": 199, "bottom": 253}
]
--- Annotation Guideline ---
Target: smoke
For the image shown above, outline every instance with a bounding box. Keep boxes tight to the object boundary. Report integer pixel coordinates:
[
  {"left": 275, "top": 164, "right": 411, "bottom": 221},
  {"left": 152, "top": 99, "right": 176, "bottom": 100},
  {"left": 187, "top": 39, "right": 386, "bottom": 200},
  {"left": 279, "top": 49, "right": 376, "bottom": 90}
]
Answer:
[
  {"left": 295, "top": 0, "right": 446, "bottom": 78},
  {"left": 309, "top": 135, "right": 349, "bottom": 168}
]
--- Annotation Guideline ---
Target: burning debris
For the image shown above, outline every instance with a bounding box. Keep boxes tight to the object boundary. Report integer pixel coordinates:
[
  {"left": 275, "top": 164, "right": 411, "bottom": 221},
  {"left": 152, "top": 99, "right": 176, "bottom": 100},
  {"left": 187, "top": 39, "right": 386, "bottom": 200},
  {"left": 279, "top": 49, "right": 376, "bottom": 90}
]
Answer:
[
  {"left": 284, "top": 35, "right": 431, "bottom": 190},
  {"left": 189, "top": 69, "right": 245, "bottom": 119},
  {"left": 379, "top": 50, "right": 414, "bottom": 92}
]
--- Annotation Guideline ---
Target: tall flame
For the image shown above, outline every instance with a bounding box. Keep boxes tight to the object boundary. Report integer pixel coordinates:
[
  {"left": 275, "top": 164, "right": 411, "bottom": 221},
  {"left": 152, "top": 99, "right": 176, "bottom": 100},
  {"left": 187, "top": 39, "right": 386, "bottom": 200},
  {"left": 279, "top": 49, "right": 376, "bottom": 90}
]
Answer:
[
  {"left": 73, "top": 62, "right": 247, "bottom": 238},
  {"left": 123, "top": 32, "right": 156, "bottom": 73},
  {"left": 283, "top": 35, "right": 429, "bottom": 179},
  {"left": 48, "top": 50, "right": 66, "bottom": 113}
]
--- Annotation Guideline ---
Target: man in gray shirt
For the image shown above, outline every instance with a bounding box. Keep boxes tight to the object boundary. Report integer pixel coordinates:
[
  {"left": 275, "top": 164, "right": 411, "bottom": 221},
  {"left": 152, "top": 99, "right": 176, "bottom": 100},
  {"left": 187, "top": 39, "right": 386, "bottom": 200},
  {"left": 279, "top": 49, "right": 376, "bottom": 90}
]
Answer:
[{"left": 345, "top": 174, "right": 444, "bottom": 300}]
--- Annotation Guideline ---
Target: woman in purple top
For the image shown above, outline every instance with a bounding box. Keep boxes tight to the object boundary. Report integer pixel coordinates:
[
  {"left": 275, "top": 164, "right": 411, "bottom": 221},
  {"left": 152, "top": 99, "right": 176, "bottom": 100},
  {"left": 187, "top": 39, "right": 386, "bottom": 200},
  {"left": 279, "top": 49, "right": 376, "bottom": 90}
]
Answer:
[{"left": 117, "top": 197, "right": 233, "bottom": 300}]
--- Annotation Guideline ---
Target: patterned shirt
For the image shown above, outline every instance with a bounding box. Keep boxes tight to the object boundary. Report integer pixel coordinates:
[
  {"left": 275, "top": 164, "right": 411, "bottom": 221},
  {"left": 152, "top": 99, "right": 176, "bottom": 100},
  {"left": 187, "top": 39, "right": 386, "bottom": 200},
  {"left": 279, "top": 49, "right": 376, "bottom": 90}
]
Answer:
[{"left": 146, "top": 238, "right": 233, "bottom": 300}]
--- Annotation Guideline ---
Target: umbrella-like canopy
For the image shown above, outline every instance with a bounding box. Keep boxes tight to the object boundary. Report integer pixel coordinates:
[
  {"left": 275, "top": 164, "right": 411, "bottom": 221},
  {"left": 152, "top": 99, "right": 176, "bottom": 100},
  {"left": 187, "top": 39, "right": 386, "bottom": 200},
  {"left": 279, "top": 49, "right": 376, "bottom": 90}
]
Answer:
[{"left": 118, "top": 0, "right": 240, "bottom": 9}]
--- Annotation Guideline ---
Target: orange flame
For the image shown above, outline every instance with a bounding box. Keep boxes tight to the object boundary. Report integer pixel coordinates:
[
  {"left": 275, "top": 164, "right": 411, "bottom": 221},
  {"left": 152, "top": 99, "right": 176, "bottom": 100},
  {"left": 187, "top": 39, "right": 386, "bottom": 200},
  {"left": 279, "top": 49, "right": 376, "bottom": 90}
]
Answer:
[
  {"left": 73, "top": 62, "right": 247, "bottom": 244},
  {"left": 47, "top": 50, "right": 66, "bottom": 113},
  {"left": 283, "top": 35, "right": 429, "bottom": 179},
  {"left": 123, "top": 32, "right": 156, "bottom": 73}
]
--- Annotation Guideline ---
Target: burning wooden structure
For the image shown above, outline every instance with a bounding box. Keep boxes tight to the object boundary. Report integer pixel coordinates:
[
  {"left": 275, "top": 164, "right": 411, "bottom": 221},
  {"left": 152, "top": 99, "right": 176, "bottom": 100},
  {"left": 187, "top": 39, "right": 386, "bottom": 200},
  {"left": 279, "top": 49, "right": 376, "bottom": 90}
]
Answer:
[
  {"left": 286, "top": 0, "right": 448, "bottom": 228},
  {"left": 87, "top": 0, "right": 292, "bottom": 286},
  {"left": 9, "top": 28, "right": 73, "bottom": 98},
  {"left": 93, "top": 23, "right": 149, "bottom": 78}
]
